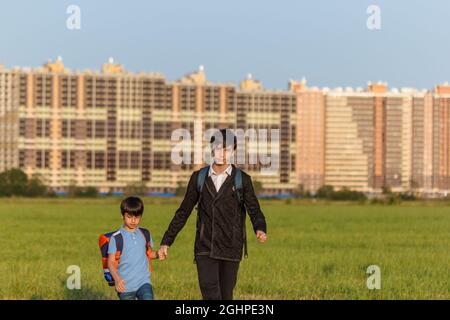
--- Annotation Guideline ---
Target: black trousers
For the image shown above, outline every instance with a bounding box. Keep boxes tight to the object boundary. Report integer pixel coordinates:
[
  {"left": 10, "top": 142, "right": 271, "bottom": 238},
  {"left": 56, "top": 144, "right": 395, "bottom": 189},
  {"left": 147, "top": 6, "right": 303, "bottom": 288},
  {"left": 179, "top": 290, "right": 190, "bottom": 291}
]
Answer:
[{"left": 195, "top": 255, "right": 240, "bottom": 300}]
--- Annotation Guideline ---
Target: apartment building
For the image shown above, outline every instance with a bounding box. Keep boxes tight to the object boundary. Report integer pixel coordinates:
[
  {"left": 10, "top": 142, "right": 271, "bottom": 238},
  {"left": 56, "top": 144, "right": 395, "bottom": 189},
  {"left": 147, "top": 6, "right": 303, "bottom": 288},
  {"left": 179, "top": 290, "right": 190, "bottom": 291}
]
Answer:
[
  {"left": 0, "top": 58, "right": 296, "bottom": 194},
  {"left": 1, "top": 58, "right": 450, "bottom": 196}
]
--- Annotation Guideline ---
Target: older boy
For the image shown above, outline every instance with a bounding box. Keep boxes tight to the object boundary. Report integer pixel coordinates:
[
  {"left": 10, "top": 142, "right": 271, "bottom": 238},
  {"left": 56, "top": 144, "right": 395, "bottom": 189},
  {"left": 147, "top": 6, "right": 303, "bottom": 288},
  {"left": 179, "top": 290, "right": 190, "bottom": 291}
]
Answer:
[{"left": 159, "top": 129, "right": 267, "bottom": 300}]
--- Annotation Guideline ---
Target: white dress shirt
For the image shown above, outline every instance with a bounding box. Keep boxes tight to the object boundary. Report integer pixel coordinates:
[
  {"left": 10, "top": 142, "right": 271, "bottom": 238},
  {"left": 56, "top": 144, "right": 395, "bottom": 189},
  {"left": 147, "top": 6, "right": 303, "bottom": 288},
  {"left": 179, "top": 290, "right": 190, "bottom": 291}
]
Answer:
[{"left": 208, "top": 164, "right": 233, "bottom": 192}]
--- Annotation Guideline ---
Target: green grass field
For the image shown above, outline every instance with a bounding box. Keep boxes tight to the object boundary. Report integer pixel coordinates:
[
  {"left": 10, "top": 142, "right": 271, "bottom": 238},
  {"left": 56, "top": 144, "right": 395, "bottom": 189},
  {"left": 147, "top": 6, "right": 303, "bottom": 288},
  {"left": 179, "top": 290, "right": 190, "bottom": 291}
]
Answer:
[{"left": 0, "top": 198, "right": 448, "bottom": 299}]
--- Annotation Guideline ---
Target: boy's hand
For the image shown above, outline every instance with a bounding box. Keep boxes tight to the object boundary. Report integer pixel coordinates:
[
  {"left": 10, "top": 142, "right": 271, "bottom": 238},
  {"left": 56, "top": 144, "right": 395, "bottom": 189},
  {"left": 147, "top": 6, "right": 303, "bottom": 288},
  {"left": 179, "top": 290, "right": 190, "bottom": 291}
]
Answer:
[
  {"left": 115, "top": 277, "right": 126, "bottom": 293},
  {"left": 158, "top": 245, "right": 169, "bottom": 260},
  {"left": 150, "top": 250, "right": 159, "bottom": 259},
  {"left": 256, "top": 230, "right": 267, "bottom": 243}
]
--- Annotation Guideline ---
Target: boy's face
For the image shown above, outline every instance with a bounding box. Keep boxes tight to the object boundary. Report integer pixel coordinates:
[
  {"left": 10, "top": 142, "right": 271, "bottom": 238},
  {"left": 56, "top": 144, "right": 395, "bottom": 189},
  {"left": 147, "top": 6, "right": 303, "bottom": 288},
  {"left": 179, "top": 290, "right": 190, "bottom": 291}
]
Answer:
[
  {"left": 122, "top": 212, "right": 141, "bottom": 230},
  {"left": 213, "top": 145, "right": 234, "bottom": 165}
]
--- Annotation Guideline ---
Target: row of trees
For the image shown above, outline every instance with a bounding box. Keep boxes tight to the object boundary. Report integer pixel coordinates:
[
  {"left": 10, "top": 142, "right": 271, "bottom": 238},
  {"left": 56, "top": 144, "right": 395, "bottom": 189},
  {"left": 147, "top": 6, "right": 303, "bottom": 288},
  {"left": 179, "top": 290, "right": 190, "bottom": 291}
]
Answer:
[
  {"left": 0, "top": 168, "right": 100, "bottom": 198},
  {"left": 0, "top": 168, "right": 421, "bottom": 201},
  {"left": 293, "top": 184, "right": 419, "bottom": 202},
  {"left": 292, "top": 184, "right": 367, "bottom": 201},
  {"left": 315, "top": 185, "right": 367, "bottom": 201},
  {"left": 0, "top": 169, "right": 49, "bottom": 197},
  {"left": 0, "top": 168, "right": 178, "bottom": 198}
]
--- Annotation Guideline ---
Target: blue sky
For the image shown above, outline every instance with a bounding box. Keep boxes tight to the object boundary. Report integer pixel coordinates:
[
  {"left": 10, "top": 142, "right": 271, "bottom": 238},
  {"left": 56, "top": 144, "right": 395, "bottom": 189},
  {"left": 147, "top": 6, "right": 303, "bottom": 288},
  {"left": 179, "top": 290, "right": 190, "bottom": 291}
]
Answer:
[{"left": 1, "top": 0, "right": 449, "bottom": 90}]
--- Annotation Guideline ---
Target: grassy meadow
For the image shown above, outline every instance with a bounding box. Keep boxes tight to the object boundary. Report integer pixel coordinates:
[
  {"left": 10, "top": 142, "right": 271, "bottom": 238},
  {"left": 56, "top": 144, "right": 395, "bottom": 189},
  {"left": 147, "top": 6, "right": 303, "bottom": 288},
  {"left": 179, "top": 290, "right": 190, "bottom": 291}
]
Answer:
[{"left": 0, "top": 198, "right": 448, "bottom": 299}]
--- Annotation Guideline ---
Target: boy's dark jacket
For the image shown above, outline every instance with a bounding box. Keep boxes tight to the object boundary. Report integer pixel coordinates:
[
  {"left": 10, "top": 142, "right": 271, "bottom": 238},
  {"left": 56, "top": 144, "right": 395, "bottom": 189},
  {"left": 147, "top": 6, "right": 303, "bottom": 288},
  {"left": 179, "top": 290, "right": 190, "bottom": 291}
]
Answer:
[{"left": 161, "top": 165, "right": 267, "bottom": 261}]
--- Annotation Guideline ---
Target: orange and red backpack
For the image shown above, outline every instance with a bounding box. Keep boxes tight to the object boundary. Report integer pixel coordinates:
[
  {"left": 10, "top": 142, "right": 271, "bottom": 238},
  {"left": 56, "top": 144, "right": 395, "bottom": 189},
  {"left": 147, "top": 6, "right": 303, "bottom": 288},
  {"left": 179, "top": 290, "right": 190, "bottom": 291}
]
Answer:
[{"left": 98, "top": 227, "right": 155, "bottom": 286}]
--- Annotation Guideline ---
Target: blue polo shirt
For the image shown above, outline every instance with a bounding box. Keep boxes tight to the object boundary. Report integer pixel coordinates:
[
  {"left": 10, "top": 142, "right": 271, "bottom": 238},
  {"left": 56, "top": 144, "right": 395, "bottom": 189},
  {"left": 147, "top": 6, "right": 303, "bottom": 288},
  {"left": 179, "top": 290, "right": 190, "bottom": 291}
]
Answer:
[{"left": 108, "top": 226, "right": 153, "bottom": 292}]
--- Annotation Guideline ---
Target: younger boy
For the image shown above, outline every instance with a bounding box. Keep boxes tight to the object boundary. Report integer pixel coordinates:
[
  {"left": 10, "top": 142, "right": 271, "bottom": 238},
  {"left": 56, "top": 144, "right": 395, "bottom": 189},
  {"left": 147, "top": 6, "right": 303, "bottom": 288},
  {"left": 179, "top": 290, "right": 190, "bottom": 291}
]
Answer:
[{"left": 108, "top": 196, "right": 157, "bottom": 300}]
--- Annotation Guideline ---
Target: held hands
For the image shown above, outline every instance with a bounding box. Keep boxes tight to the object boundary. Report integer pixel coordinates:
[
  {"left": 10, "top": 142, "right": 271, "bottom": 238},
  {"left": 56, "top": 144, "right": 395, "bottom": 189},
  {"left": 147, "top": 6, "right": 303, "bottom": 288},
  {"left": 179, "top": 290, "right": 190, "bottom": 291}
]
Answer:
[
  {"left": 256, "top": 230, "right": 267, "bottom": 243},
  {"left": 158, "top": 245, "right": 169, "bottom": 260}
]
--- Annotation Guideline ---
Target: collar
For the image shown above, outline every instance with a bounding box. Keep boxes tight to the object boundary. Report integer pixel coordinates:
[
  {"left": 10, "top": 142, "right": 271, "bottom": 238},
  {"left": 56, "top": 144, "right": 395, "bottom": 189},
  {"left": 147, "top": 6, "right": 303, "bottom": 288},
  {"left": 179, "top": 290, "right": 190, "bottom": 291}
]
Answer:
[
  {"left": 208, "top": 164, "right": 233, "bottom": 177},
  {"left": 120, "top": 225, "right": 139, "bottom": 234}
]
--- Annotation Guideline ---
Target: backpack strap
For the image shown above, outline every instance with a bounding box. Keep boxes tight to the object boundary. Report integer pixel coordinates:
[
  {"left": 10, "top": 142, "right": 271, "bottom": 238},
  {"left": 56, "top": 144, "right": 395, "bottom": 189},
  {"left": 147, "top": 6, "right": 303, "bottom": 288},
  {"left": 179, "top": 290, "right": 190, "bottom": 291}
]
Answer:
[
  {"left": 112, "top": 230, "right": 123, "bottom": 253},
  {"left": 138, "top": 227, "right": 151, "bottom": 247},
  {"left": 196, "top": 166, "right": 210, "bottom": 193},
  {"left": 233, "top": 167, "right": 248, "bottom": 258},
  {"left": 195, "top": 166, "right": 210, "bottom": 212},
  {"left": 112, "top": 230, "right": 123, "bottom": 267},
  {"left": 234, "top": 167, "right": 243, "bottom": 205},
  {"left": 138, "top": 227, "right": 154, "bottom": 272}
]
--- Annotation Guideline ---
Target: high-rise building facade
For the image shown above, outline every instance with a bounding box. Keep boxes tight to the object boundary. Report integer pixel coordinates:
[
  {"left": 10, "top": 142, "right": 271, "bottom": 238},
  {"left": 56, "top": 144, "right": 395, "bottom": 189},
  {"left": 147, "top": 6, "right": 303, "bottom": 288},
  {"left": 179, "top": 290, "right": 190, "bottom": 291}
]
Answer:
[{"left": 1, "top": 58, "right": 450, "bottom": 196}]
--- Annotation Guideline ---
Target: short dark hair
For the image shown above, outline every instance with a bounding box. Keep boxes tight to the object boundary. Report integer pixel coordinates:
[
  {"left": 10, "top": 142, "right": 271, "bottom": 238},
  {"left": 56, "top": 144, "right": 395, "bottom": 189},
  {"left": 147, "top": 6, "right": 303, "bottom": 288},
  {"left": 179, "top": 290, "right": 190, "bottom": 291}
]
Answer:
[
  {"left": 210, "top": 128, "right": 237, "bottom": 151},
  {"left": 120, "top": 196, "right": 144, "bottom": 216}
]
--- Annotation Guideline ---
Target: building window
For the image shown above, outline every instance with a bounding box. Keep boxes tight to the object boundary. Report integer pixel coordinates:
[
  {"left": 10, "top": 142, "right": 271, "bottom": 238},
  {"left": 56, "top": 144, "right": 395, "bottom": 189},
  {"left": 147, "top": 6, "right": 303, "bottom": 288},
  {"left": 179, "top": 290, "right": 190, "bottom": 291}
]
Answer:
[
  {"left": 86, "top": 151, "right": 93, "bottom": 169},
  {"left": 36, "top": 119, "right": 51, "bottom": 138},
  {"left": 19, "top": 118, "right": 26, "bottom": 137},
  {"left": 61, "top": 150, "right": 76, "bottom": 169},
  {"left": 94, "top": 151, "right": 105, "bottom": 169},
  {"left": 19, "top": 150, "right": 26, "bottom": 168},
  {"left": 118, "top": 151, "right": 140, "bottom": 169},
  {"left": 153, "top": 122, "right": 172, "bottom": 140},
  {"left": 120, "top": 121, "right": 141, "bottom": 139},
  {"left": 130, "top": 152, "right": 140, "bottom": 169},
  {"left": 87, "top": 120, "right": 106, "bottom": 138},
  {"left": 119, "top": 151, "right": 128, "bottom": 169},
  {"left": 153, "top": 152, "right": 171, "bottom": 170},
  {"left": 62, "top": 120, "right": 76, "bottom": 138},
  {"left": 36, "top": 150, "right": 50, "bottom": 168}
]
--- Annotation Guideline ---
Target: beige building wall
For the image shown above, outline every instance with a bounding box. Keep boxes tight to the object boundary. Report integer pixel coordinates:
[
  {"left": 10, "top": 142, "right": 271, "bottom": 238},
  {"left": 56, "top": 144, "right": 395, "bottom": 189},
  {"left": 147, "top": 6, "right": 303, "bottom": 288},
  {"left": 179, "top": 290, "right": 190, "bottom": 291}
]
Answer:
[
  {"left": 433, "top": 84, "right": 450, "bottom": 193},
  {"left": 411, "top": 92, "right": 434, "bottom": 193},
  {"left": 294, "top": 86, "right": 325, "bottom": 193},
  {"left": 384, "top": 93, "right": 413, "bottom": 192},
  {"left": 0, "top": 69, "right": 19, "bottom": 172},
  {"left": 325, "top": 92, "right": 370, "bottom": 192},
  {"left": 3, "top": 59, "right": 450, "bottom": 196}
]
